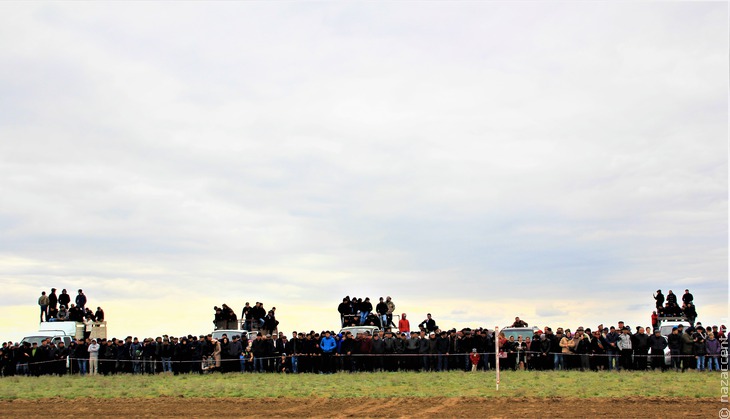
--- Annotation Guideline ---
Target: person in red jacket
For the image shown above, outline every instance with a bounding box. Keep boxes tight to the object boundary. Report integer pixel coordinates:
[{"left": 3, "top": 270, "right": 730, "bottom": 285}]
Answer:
[
  {"left": 398, "top": 313, "right": 410, "bottom": 335},
  {"left": 651, "top": 311, "right": 658, "bottom": 329},
  {"left": 469, "top": 348, "right": 481, "bottom": 372}
]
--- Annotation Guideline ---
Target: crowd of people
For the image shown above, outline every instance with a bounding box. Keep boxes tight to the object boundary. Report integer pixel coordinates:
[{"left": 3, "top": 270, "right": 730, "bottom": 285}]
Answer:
[
  {"left": 337, "top": 296, "right": 397, "bottom": 328},
  {"left": 214, "top": 302, "right": 279, "bottom": 335},
  {"left": 652, "top": 289, "right": 699, "bottom": 326},
  {"left": 4, "top": 290, "right": 722, "bottom": 377},
  {"left": 2, "top": 319, "right": 725, "bottom": 377},
  {"left": 37, "top": 288, "right": 105, "bottom": 325}
]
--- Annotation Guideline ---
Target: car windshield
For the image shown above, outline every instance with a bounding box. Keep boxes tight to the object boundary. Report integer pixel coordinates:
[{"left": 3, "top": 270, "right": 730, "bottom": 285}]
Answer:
[
  {"left": 501, "top": 329, "right": 534, "bottom": 341},
  {"left": 21, "top": 336, "right": 51, "bottom": 345},
  {"left": 340, "top": 327, "right": 377, "bottom": 336}
]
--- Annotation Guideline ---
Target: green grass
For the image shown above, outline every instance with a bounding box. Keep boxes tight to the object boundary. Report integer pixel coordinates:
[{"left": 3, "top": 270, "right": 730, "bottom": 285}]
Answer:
[{"left": 0, "top": 371, "right": 716, "bottom": 400}]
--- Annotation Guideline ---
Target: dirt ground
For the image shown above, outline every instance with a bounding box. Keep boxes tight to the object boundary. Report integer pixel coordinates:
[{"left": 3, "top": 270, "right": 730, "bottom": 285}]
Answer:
[{"left": 0, "top": 396, "right": 723, "bottom": 418}]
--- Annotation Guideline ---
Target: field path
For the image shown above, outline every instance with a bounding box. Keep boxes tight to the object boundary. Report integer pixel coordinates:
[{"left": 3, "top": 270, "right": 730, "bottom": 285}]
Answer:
[{"left": 0, "top": 396, "right": 723, "bottom": 417}]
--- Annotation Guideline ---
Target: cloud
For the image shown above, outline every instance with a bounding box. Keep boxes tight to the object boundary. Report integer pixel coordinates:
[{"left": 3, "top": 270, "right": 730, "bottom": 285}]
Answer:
[{"left": 0, "top": 2, "right": 726, "bottom": 340}]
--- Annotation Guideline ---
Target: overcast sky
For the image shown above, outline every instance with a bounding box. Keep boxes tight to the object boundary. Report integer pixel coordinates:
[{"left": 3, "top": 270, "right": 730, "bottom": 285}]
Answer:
[{"left": 0, "top": 2, "right": 727, "bottom": 340}]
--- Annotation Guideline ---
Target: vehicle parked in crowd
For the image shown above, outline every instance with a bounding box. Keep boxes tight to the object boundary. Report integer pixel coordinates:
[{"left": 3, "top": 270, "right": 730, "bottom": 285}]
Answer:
[
  {"left": 339, "top": 325, "right": 381, "bottom": 336},
  {"left": 211, "top": 329, "right": 254, "bottom": 345},
  {"left": 500, "top": 326, "right": 539, "bottom": 341},
  {"left": 21, "top": 321, "right": 84, "bottom": 347}
]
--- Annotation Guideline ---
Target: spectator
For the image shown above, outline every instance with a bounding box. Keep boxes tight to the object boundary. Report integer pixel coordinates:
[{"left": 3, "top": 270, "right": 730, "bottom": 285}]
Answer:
[
  {"left": 88, "top": 339, "right": 100, "bottom": 375},
  {"left": 667, "top": 327, "right": 682, "bottom": 371},
  {"left": 653, "top": 290, "right": 664, "bottom": 310},
  {"left": 631, "top": 327, "right": 650, "bottom": 371},
  {"left": 398, "top": 313, "right": 410, "bottom": 335},
  {"left": 418, "top": 314, "right": 437, "bottom": 333},
  {"left": 682, "top": 289, "right": 694, "bottom": 306},
  {"left": 376, "top": 298, "right": 388, "bottom": 328},
  {"left": 241, "top": 302, "right": 252, "bottom": 330},
  {"left": 648, "top": 329, "right": 667, "bottom": 371},
  {"left": 515, "top": 335, "right": 528, "bottom": 371},
  {"left": 680, "top": 326, "right": 694, "bottom": 372},
  {"left": 359, "top": 298, "right": 373, "bottom": 326},
  {"left": 666, "top": 290, "right": 677, "bottom": 306},
  {"left": 263, "top": 310, "right": 279, "bottom": 335},
  {"left": 76, "top": 289, "right": 87, "bottom": 310},
  {"left": 685, "top": 303, "right": 697, "bottom": 325},
  {"left": 48, "top": 288, "right": 58, "bottom": 312},
  {"left": 57, "top": 305, "right": 69, "bottom": 321},
  {"left": 693, "top": 326, "right": 707, "bottom": 371},
  {"left": 58, "top": 289, "right": 70, "bottom": 309},
  {"left": 651, "top": 311, "right": 658, "bottom": 329},
  {"left": 706, "top": 332, "right": 721, "bottom": 371},
  {"left": 38, "top": 291, "right": 49, "bottom": 322},
  {"left": 512, "top": 317, "right": 528, "bottom": 327},
  {"left": 469, "top": 348, "right": 480, "bottom": 372},
  {"left": 385, "top": 297, "right": 396, "bottom": 328},
  {"left": 95, "top": 307, "right": 105, "bottom": 322},
  {"left": 617, "top": 327, "right": 633, "bottom": 371},
  {"left": 337, "top": 298, "right": 350, "bottom": 327}
]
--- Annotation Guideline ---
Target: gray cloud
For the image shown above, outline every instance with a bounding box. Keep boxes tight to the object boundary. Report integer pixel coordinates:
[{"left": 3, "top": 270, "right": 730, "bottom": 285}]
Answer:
[{"left": 0, "top": 2, "right": 726, "bottom": 338}]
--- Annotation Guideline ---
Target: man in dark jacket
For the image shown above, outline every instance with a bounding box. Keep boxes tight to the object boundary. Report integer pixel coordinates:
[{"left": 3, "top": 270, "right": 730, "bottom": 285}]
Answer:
[
  {"left": 337, "top": 298, "right": 351, "bottom": 327},
  {"left": 667, "top": 327, "right": 682, "bottom": 371},
  {"left": 418, "top": 314, "right": 437, "bottom": 333},
  {"left": 631, "top": 327, "right": 650, "bottom": 371},
  {"left": 436, "top": 331, "right": 450, "bottom": 372},
  {"left": 58, "top": 289, "right": 71, "bottom": 310},
  {"left": 682, "top": 289, "right": 694, "bottom": 306},
  {"left": 680, "top": 327, "right": 694, "bottom": 371},
  {"left": 648, "top": 329, "right": 667, "bottom": 371},
  {"left": 48, "top": 288, "right": 58, "bottom": 312},
  {"left": 75, "top": 290, "right": 87, "bottom": 310},
  {"left": 653, "top": 290, "right": 665, "bottom": 310},
  {"left": 376, "top": 298, "right": 389, "bottom": 328}
]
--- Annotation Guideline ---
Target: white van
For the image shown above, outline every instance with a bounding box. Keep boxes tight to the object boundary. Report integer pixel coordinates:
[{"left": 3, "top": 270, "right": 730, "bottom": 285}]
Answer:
[{"left": 21, "top": 321, "right": 84, "bottom": 346}]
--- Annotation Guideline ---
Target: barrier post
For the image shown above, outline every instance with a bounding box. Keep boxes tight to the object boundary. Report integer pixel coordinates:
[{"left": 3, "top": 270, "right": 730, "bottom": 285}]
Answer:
[{"left": 495, "top": 326, "right": 500, "bottom": 391}]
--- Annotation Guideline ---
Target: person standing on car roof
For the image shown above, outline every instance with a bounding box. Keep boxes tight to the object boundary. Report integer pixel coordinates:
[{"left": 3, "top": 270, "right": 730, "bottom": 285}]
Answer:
[
  {"left": 385, "top": 297, "right": 396, "bottom": 328},
  {"left": 376, "top": 298, "right": 389, "bottom": 329},
  {"left": 653, "top": 290, "right": 665, "bottom": 310},
  {"left": 682, "top": 289, "right": 694, "bottom": 305}
]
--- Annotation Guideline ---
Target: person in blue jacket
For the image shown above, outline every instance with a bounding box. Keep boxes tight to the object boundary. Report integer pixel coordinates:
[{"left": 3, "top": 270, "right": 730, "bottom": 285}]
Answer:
[{"left": 320, "top": 331, "right": 337, "bottom": 374}]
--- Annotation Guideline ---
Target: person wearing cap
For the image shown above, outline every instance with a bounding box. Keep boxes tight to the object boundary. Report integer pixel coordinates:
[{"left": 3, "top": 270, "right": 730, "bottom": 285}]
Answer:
[
  {"left": 692, "top": 326, "right": 707, "bottom": 371},
  {"left": 250, "top": 333, "right": 265, "bottom": 373},
  {"left": 667, "top": 327, "right": 682, "bottom": 371},
  {"left": 682, "top": 289, "right": 694, "bottom": 306},
  {"left": 644, "top": 328, "right": 664, "bottom": 371},
  {"left": 680, "top": 325, "right": 694, "bottom": 372},
  {"left": 705, "top": 332, "right": 721, "bottom": 371},
  {"left": 88, "top": 338, "right": 100, "bottom": 375},
  {"left": 617, "top": 327, "right": 633, "bottom": 371},
  {"left": 631, "top": 327, "right": 650, "bottom": 371}
]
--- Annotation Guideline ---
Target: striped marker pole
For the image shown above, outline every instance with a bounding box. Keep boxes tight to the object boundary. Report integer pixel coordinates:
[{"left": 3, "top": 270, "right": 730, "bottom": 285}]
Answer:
[{"left": 495, "top": 326, "right": 500, "bottom": 391}]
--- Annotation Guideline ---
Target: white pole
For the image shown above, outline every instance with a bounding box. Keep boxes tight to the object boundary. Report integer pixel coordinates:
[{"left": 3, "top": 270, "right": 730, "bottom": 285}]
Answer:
[{"left": 495, "top": 326, "right": 500, "bottom": 391}]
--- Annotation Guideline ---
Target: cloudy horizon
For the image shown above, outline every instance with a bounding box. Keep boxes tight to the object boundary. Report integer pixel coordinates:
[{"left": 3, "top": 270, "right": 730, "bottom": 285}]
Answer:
[{"left": 0, "top": 2, "right": 727, "bottom": 341}]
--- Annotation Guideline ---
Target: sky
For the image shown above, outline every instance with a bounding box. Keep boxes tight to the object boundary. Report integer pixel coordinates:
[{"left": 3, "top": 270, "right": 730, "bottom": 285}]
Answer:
[{"left": 0, "top": 2, "right": 727, "bottom": 342}]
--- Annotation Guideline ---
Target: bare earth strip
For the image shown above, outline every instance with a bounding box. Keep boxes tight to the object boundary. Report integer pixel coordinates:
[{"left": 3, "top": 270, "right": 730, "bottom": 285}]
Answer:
[{"left": 0, "top": 397, "right": 723, "bottom": 418}]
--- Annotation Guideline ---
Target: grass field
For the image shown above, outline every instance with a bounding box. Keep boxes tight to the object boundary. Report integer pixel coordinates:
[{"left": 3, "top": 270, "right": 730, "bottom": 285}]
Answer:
[{"left": 0, "top": 370, "right": 717, "bottom": 400}]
